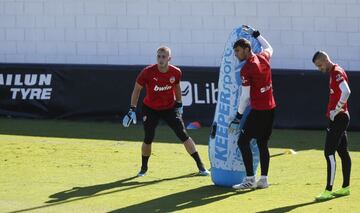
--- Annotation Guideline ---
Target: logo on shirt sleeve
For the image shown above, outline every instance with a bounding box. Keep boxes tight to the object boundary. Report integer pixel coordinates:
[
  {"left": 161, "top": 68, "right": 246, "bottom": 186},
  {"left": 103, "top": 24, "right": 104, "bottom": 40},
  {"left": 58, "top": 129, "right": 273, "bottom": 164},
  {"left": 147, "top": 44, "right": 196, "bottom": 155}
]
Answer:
[
  {"left": 336, "top": 74, "right": 344, "bottom": 82},
  {"left": 241, "top": 76, "right": 248, "bottom": 84}
]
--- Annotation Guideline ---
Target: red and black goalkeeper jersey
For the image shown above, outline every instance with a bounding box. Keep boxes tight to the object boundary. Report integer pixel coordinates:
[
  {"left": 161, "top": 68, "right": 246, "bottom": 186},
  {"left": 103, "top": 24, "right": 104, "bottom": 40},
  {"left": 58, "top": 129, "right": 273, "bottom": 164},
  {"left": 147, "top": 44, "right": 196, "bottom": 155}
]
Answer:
[
  {"left": 240, "top": 52, "right": 276, "bottom": 110},
  {"left": 327, "top": 64, "right": 349, "bottom": 118},
  {"left": 136, "top": 64, "right": 181, "bottom": 110}
]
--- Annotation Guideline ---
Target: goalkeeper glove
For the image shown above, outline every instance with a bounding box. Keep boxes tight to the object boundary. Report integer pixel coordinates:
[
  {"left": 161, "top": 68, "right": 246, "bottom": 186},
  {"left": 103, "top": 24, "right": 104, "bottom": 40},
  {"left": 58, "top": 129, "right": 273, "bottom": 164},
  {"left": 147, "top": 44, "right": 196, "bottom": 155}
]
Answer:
[
  {"left": 122, "top": 106, "right": 137, "bottom": 127},
  {"left": 174, "top": 102, "right": 183, "bottom": 117},
  {"left": 242, "top": 25, "right": 260, "bottom": 38},
  {"left": 229, "top": 112, "right": 243, "bottom": 134},
  {"left": 330, "top": 101, "right": 345, "bottom": 121}
]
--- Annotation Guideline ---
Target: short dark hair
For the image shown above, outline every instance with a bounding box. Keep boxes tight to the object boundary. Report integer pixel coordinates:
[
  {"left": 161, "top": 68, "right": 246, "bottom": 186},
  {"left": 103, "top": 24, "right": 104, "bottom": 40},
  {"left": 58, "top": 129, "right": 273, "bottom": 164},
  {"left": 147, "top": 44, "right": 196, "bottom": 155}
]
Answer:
[
  {"left": 233, "top": 38, "right": 251, "bottom": 51},
  {"left": 312, "top": 51, "right": 321, "bottom": 63},
  {"left": 312, "top": 51, "right": 328, "bottom": 63}
]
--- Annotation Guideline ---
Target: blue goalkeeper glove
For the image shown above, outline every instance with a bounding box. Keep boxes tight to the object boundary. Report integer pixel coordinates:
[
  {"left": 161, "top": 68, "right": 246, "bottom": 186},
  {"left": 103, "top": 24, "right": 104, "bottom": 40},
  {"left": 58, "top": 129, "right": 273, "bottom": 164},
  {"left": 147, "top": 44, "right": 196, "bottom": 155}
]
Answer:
[
  {"left": 174, "top": 102, "right": 183, "bottom": 117},
  {"left": 228, "top": 112, "right": 243, "bottom": 134},
  {"left": 242, "top": 25, "right": 260, "bottom": 38},
  {"left": 122, "top": 106, "right": 137, "bottom": 127}
]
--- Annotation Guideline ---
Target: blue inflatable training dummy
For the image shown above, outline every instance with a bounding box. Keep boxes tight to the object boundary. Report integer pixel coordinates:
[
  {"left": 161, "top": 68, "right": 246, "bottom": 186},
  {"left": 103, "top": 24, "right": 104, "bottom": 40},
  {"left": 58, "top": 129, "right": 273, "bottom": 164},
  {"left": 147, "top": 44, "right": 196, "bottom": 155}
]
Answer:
[{"left": 209, "top": 25, "right": 262, "bottom": 187}]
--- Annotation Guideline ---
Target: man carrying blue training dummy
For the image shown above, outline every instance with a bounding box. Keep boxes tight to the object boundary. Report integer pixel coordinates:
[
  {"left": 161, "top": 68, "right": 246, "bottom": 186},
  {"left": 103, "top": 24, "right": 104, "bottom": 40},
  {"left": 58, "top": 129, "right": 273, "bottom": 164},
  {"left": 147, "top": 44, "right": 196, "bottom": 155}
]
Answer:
[{"left": 229, "top": 25, "right": 276, "bottom": 190}]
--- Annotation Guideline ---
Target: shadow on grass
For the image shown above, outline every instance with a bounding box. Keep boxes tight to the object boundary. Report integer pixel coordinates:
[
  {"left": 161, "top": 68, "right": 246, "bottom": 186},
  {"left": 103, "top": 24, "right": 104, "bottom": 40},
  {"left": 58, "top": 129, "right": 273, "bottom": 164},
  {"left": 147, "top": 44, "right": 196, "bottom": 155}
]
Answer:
[
  {"left": 1, "top": 117, "right": 360, "bottom": 151},
  {"left": 108, "top": 185, "right": 248, "bottom": 213},
  {"left": 45, "top": 176, "right": 140, "bottom": 203},
  {"left": 9, "top": 173, "right": 203, "bottom": 213},
  {"left": 257, "top": 198, "right": 342, "bottom": 213}
]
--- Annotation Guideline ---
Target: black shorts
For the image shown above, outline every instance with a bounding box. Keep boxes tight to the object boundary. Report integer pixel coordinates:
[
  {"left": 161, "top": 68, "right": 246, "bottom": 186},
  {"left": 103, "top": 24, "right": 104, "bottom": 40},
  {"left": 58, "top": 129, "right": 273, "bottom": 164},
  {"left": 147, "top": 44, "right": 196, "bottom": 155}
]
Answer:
[
  {"left": 142, "top": 104, "right": 189, "bottom": 143},
  {"left": 325, "top": 112, "right": 349, "bottom": 154},
  {"left": 242, "top": 108, "right": 275, "bottom": 141}
]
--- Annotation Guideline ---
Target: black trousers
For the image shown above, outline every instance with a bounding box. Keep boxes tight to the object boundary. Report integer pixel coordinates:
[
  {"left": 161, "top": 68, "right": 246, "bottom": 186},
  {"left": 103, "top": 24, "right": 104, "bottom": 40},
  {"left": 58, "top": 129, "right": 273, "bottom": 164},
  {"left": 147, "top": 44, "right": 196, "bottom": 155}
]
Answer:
[
  {"left": 324, "top": 112, "right": 351, "bottom": 191},
  {"left": 237, "top": 109, "right": 275, "bottom": 177},
  {"left": 142, "top": 104, "right": 189, "bottom": 144}
]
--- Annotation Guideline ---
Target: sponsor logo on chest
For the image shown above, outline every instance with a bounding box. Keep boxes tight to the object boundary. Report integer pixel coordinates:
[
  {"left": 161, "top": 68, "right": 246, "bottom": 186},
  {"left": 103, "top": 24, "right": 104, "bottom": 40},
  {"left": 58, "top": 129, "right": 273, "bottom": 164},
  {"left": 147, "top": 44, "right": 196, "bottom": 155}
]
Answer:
[
  {"left": 260, "top": 84, "right": 272, "bottom": 93},
  {"left": 154, "top": 85, "right": 172, "bottom": 91},
  {"left": 152, "top": 75, "right": 176, "bottom": 92}
]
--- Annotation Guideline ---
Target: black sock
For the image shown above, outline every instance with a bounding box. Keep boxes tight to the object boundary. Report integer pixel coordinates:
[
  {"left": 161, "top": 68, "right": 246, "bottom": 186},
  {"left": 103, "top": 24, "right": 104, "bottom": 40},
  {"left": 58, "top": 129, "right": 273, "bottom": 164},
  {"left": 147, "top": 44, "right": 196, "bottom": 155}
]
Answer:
[
  {"left": 141, "top": 155, "right": 149, "bottom": 172},
  {"left": 191, "top": 152, "right": 205, "bottom": 171}
]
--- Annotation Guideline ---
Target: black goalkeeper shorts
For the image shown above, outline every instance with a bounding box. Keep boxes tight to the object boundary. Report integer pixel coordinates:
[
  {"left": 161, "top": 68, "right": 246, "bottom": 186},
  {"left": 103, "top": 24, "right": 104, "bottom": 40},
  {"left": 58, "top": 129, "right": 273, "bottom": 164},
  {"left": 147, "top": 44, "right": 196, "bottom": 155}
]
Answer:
[
  {"left": 142, "top": 104, "right": 189, "bottom": 144},
  {"left": 242, "top": 108, "right": 275, "bottom": 141}
]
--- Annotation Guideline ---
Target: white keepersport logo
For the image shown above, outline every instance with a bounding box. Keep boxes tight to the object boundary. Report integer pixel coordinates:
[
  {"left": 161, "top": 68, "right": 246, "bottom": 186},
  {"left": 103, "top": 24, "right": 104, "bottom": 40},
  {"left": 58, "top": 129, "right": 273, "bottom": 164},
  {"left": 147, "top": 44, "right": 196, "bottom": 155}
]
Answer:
[{"left": 0, "top": 74, "right": 52, "bottom": 100}]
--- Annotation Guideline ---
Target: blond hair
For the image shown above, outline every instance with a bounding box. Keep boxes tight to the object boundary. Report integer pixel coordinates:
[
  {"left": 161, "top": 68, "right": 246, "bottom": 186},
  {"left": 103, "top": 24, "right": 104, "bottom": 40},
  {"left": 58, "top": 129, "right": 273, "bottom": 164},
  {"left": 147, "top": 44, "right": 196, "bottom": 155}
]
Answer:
[{"left": 157, "top": 46, "right": 171, "bottom": 56}]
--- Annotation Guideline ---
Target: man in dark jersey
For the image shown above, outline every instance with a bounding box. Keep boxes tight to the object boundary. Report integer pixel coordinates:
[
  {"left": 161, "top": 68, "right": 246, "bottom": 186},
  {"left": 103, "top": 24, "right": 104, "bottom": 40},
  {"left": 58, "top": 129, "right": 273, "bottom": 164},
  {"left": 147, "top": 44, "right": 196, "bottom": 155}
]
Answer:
[
  {"left": 313, "top": 51, "right": 351, "bottom": 201},
  {"left": 123, "top": 46, "right": 209, "bottom": 177},
  {"left": 229, "top": 26, "right": 275, "bottom": 190}
]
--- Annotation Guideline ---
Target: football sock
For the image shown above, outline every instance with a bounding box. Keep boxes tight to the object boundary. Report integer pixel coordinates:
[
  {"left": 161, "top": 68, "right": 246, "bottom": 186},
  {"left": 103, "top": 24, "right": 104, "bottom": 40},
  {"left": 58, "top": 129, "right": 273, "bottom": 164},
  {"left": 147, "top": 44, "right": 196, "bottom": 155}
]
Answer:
[
  {"left": 191, "top": 152, "right": 205, "bottom": 171},
  {"left": 141, "top": 155, "right": 149, "bottom": 171}
]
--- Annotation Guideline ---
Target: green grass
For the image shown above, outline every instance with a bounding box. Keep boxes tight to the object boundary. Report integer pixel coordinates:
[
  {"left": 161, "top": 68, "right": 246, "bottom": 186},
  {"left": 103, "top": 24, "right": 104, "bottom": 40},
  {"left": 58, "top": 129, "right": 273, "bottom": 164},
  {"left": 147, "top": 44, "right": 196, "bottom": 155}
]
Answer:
[{"left": 0, "top": 117, "right": 359, "bottom": 212}]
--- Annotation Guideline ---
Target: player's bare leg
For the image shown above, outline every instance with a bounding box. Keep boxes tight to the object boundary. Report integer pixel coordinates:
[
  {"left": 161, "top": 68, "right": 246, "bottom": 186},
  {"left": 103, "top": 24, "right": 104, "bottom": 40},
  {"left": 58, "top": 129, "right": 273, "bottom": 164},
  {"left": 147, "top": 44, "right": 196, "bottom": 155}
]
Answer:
[
  {"left": 183, "top": 137, "right": 196, "bottom": 154},
  {"left": 142, "top": 142, "right": 151, "bottom": 156}
]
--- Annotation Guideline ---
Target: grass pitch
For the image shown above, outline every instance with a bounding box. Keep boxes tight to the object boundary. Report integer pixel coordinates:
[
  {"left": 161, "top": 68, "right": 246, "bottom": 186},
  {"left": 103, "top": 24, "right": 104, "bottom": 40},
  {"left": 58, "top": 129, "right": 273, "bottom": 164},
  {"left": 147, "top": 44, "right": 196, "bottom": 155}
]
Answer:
[{"left": 0, "top": 117, "right": 359, "bottom": 212}]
